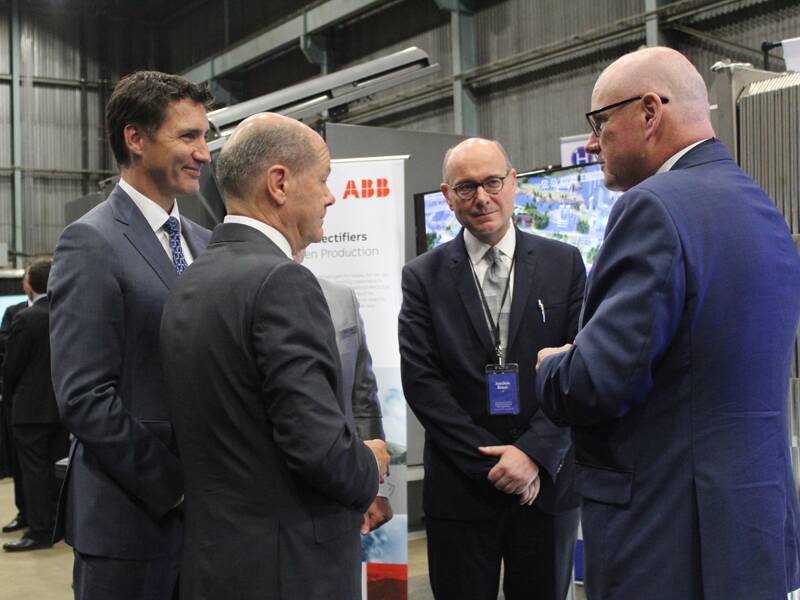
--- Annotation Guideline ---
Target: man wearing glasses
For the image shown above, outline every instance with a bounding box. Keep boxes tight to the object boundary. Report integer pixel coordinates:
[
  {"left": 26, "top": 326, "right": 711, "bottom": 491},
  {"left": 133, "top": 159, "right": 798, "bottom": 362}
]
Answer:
[
  {"left": 399, "top": 137, "right": 585, "bottom": 599},
  {"left": 536, "top": 47, "right": 800, "bottom": 599}
]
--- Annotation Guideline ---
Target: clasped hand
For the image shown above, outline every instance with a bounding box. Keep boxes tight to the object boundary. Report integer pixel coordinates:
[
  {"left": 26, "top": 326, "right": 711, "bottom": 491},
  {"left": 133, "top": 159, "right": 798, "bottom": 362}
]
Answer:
[
  {"left": 364, "top": 439, "right": 390, "bottom": 483},
  {"left": 479, "top": 445, "right": 540, "bottom": 506}
]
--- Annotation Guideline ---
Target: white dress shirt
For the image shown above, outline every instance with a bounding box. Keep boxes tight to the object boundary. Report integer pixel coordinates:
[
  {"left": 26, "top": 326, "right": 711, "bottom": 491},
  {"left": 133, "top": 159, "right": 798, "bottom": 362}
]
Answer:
[
  {"left": 656, "top": 138, "right": 711, "bottom": 174},
  {"left": 463, "top": 221, "right": 516, "bottom": 304},
  {"left": 119, "top": 178, "right": 194, "bottom": 264},
  {"left": 222, "top": 215, "right": 293, "bottom": 258}
]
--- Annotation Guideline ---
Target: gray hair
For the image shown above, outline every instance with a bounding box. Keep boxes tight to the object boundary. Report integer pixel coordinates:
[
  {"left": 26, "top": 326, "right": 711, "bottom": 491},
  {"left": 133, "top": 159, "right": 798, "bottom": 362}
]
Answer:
[{"left": 215, "top": 120, "right": 316, "bottom": 200}]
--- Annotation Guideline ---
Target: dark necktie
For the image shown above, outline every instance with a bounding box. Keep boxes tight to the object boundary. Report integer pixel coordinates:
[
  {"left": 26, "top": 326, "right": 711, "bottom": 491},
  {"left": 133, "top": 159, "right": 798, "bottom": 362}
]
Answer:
[{"left": 163, "top": 216, "right": 188, "bottom": 274}]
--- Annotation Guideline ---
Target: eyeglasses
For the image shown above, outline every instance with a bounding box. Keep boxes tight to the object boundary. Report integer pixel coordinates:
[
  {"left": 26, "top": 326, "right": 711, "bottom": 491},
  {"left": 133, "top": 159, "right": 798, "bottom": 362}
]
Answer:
[
  {"left": 448, "top": 170, "right": 511, "bottom": 201},
  {"left": 585, "top": 95, "right": 669, "bottom": 137}
]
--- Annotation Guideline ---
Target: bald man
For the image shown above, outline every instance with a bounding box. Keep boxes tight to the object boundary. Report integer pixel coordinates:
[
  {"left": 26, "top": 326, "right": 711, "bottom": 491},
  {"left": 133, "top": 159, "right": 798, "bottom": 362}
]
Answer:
[
  {"left": 400, "top": 138, "right": 585, "bottom": 600},
  {"left": 159, "top": 113, "right": 389, "bottom": 600},
  {"left": 536, "top": 47, "right": 800, "bottom": 599}
]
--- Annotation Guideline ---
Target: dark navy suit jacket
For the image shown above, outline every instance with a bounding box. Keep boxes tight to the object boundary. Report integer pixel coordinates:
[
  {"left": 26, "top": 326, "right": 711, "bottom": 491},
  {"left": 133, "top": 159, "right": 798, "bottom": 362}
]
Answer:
[
  {"left": 49, "top": 185, "right": 211, "bottom": 559},
  {"left": 538, "top": 140, "right": 800, "bottom": 599},
  {"left": 160, "top": 223, "right": 377, "bottom": 600},
  {"left": 400, "top": 228, "right": 585, "bottom": 519}
]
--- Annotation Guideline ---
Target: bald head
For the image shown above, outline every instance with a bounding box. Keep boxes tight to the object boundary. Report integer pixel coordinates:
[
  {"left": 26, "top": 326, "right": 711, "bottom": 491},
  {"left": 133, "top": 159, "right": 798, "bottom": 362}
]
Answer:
[
  {"left": 442, "top": 138, "right": 512, "bottom": 183},
  {"left": 586, "top": 47, "right": 715, "bottom": 191},
  {"left": 595, "top": 47, "right": 711, "bottom": 127},
  {"left": 215, "top": 112, "right": 320, "bottom": 202}
]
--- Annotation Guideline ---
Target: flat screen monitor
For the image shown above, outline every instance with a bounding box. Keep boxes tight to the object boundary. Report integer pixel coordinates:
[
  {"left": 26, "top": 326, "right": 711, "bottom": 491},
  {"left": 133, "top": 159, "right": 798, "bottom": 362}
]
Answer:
[
  {"left": 414, "top": 163, "right": 623, "bottom": 271},
  {"left": 0, "top": 295, "right": 28, "bottom": 318}
]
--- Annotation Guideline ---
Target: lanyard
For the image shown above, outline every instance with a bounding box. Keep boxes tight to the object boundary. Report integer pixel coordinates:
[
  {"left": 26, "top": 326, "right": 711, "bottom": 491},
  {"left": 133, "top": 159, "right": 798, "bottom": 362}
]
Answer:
[{"left": 469, "top": 249, "right": 515, "bottom": 365}]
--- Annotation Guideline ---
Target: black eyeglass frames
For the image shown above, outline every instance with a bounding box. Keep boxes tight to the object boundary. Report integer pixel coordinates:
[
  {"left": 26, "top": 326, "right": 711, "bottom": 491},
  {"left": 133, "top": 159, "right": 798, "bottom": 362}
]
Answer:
[
  {"left": 448, "top": 170, "right": 512, "bottom": 201},
  {"left": 585, "top": 95, "right": 669, "bottom": 137}
]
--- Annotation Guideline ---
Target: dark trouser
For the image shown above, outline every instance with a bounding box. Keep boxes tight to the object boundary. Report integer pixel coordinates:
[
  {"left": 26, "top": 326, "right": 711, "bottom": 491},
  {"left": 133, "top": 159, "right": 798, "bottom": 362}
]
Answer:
[
  {"left": 13, "top": 423, "right": 68, "bottom": 539},
  {"left": 73, "top": 550, "right": 180, "bottom": 600},
  {"left": 2, "top": 401, "right": 25, "bottom": 520},
  {"left": 426, "top": 505, "right": 579, "bottom": 600}
]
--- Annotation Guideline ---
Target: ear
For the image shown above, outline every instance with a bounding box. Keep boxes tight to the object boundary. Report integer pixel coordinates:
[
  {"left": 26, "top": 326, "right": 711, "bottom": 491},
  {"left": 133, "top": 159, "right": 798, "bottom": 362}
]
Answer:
[
  {"left": 266, "top": 165, "right": 289, "bottom": 206},
  {"left": 508, "top": 168, "right": 517, "bottom": 188},
  {"left": 123, "top": 124, "right": 148, "bottom": 160},
  {"left": 441, "top": 184, "right": 455, "bottom": 210},
  {"left": 641, "top": 93, "right": 664, "bottom": 139}
]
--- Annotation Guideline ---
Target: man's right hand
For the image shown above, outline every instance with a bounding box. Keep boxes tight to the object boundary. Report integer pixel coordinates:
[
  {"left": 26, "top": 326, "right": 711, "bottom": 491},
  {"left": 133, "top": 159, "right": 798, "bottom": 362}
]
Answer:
[{"left": 364, "top": 439, "right": 390, "bottom": 482}]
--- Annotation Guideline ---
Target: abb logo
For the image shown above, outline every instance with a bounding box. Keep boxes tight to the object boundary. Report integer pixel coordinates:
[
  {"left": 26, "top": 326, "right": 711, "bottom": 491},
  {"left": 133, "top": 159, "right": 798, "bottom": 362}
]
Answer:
[{"left": 342, "top": 178, "right": 390, "bottom": 199}]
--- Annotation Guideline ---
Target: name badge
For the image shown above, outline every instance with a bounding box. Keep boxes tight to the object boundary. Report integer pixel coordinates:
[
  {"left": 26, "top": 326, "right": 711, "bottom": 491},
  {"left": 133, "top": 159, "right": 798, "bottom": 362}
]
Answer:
[{"left": 486, "top": 363, "right": 520, "bottom": 416}]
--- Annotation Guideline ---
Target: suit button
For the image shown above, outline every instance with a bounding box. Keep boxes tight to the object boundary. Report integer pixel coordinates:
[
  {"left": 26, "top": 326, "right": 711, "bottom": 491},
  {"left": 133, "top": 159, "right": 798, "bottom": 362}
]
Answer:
[{"left": 509, "top": 428, "right": 521, "bottom": 438}]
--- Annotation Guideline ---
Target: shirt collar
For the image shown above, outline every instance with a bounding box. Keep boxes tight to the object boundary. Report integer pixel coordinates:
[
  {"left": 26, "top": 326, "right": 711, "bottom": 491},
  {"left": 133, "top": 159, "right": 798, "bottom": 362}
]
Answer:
[
  {"left": 463, "top": 221, "right": 516, "bottom": 265},
  {"left": 31, "top": 294, "right": 46, "bottom": 304},
  {"left": 119, "top": 177, "right": 181, "bottom": 234},
  {"left": 657, "top": 138, "right": 711, "bottom": 174},
  {"left": 223, "top": 215, "right": 293, "bottom": 259}
]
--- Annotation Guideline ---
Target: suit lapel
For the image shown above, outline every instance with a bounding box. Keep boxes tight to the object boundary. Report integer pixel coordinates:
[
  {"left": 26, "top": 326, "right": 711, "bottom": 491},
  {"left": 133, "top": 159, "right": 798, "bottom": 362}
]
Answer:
[
  {"left": 507, "top": 230, "right": 537, "bottom": 353},
  {"left": 449, "top": 232, "right": 495, "bottom": 356},
  {"left": 109, "top": 187, "right": 178, "bottom": 289},
  {"left": 180, "top": 217, "right": 209, "bottom": 259}
]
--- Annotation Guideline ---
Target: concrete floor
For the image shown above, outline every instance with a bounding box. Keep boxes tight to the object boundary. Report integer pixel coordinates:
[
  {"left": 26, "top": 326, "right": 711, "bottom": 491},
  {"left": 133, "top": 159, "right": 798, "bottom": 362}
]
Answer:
[
  {"left": 0, "top": 478, "right": 73, "bottom": 599},
  {"left": 0, "top": 478, "right": 587, "bottom": 599}
]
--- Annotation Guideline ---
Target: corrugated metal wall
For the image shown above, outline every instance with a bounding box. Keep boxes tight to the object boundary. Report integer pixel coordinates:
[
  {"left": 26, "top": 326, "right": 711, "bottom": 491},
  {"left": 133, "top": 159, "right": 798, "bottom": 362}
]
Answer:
[
  {"left": 0, "top": 10, "right": 10, "bottom": 249},
  {"left": 0, "top": 3, "right": 149, "bottom": 261},
  {"left": 2, "top": 0, "right": 800, "bottom": 261}
]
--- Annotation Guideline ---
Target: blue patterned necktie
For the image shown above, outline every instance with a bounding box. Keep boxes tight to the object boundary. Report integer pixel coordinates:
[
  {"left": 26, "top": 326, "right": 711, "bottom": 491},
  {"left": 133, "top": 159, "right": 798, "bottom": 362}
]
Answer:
[{"left": 163, "top": 216, "right": 188, "bottom": 274}]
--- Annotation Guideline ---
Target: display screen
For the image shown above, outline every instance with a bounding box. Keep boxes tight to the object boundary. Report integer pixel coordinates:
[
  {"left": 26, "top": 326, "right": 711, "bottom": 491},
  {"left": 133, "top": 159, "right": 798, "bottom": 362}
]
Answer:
[
  {"left": 0, "top": 295, "right": 28, "bottom": 318},
  {"left": 415, "top": 163, "right": 623, "bottom": 271}
]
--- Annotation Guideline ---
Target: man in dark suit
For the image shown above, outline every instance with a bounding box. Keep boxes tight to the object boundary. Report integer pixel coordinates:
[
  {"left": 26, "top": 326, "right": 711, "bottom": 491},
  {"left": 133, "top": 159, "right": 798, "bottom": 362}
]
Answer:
[
  {"left": 536, "top": 47, "right": 800, "bottom": 600},
  {"left": 3, "top": 259, "right": 68, "bottom": 551},
  {"left": 160, "top": 112, "right": 389, "bottom": 600},
  {"left": 49, "top": 71, "right": 213, "bottom": 600},
  {"left": 399, "top": 137, "right": 586, "bottom": 600},
  {"left": 0, "top": 271, "right": 31, "bottom": 531}
]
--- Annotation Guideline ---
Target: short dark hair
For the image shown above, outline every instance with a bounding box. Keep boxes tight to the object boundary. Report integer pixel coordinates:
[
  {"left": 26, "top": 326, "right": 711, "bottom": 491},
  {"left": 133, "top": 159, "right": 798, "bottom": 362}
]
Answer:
[
  {"left": 27, "top": 259, "right": 51, "bottom": 295},
  {"left": 106, "top": 71, "right": 214, "bottom": 168}
]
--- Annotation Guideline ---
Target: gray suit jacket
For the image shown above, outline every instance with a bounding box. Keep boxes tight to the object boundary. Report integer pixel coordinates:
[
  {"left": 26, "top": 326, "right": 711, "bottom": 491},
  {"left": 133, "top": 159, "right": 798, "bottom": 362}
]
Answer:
[
  {"left": 49, "top": 185, "right": 211, "bottom": 559},
  {"left": 319, "top": 278, "right": 384, "bottom": 441}
]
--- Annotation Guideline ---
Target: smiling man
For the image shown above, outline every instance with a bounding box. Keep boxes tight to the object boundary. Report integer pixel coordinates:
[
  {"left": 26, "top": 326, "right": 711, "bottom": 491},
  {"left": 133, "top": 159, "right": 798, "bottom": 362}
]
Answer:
[
  {"left": 399, "top": 138, "right": 585, "bottom": 600},
  {"left": 48, "top": 71, "right": 213, "bottom": 600}
]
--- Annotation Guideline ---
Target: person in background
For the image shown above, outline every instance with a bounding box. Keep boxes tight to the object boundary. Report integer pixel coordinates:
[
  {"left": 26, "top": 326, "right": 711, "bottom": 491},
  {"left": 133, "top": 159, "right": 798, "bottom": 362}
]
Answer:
[
  {"left": 0, "top": 268, "right": 32, "bottom": 533},
  {"left": 2, "top": 259, "right": 68, "bottom": 552},
  {"left": 295, "top": 248, "right": 393, "bottom": 534}
]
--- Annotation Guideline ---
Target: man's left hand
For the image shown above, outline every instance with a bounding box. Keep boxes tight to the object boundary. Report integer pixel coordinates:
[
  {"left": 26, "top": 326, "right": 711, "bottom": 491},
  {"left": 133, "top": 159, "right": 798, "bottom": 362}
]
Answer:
[
  {"left": 535, "top": 343, "right": 572, "bottom": 372},
  {"left": 478, "top": 445, "right": 539, "bottom": 495},
  {"left": 361, "top": 496, "right": 393, "bottom": 534}
]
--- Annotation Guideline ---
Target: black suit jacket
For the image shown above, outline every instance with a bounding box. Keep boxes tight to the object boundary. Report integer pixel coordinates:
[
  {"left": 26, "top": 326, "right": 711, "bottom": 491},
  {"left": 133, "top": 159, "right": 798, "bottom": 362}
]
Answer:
[
  {"left": 0, "top": 300, "right": 28, "bottom": 362},
  {"left": 160, "top": 223, "right": 378, "bottom": 600},
  {"left": 399, "top": 228, "right": 585, "bottom": 519},
  {"left": 4, "top": 298, "right": 59, "bottom": 425}
]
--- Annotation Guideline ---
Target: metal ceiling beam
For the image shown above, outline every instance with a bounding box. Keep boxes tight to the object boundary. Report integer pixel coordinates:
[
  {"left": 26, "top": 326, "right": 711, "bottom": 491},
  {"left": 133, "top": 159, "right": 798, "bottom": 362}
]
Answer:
[
  {"left": 181, "top": 0, "right": 385, "bottom": 84},
  {"left": 11, "top": 0, "right": 23, "bottom": 267}
]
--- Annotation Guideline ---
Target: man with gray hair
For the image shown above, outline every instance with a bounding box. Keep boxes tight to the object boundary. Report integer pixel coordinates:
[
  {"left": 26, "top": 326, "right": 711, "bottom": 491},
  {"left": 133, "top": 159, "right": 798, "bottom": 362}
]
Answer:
[
  {"left": 159, "top": 112, "right": 389, "bottom": 600},
  {"left": 536, "top": 47, "right": 800, "bottom": 599}
]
